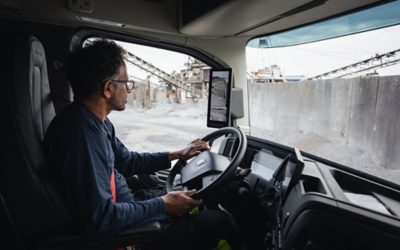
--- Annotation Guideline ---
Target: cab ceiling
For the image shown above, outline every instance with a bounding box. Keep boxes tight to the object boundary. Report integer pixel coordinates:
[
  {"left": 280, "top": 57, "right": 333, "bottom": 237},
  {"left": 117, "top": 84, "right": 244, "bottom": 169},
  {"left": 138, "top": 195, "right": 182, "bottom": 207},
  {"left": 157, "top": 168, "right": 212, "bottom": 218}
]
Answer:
[{"left": 0, "top": 0, "right": 388, "bottom": 38}]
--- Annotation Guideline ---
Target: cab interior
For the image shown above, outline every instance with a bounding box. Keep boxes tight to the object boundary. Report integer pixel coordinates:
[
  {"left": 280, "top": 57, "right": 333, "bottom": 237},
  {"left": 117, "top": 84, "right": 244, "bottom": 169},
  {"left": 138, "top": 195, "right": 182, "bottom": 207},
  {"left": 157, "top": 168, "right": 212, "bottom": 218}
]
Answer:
[{"left": 1, "top": 0, "right": 400, "bottom": 249}]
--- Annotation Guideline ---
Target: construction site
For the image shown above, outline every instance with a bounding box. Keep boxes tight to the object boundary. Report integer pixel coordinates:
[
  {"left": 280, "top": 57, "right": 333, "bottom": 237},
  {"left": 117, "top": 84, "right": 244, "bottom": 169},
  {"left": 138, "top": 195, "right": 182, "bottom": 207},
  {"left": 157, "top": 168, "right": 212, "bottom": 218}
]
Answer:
[
  {"left": 108, "top": 42, "right": 400, "bottom": 185},
  {"left": 124, "top": 52, "right": 210, "bottom": 109}
]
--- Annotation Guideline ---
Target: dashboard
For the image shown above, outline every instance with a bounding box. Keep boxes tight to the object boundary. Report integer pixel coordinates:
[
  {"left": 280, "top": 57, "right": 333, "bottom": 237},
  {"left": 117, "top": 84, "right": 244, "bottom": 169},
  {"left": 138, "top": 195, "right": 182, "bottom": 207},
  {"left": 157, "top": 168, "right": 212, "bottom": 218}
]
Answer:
[{"left": 220, "top": 136, "right": 400, "bottom": 250}]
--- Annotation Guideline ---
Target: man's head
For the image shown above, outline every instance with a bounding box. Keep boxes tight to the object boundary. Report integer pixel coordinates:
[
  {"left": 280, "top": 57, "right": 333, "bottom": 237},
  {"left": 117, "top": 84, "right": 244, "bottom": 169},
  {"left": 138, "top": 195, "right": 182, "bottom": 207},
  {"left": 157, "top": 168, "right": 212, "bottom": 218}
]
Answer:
[{"left": 67, "top": 39, "right": 134, "bottom": 111}]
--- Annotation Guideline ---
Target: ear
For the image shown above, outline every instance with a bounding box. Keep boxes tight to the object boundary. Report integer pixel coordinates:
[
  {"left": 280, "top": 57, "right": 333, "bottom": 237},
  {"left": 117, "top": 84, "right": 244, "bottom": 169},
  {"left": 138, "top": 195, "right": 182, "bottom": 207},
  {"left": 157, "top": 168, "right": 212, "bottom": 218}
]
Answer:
[{"left": 102, "top": 80, "right": 114, "bottom": 99}]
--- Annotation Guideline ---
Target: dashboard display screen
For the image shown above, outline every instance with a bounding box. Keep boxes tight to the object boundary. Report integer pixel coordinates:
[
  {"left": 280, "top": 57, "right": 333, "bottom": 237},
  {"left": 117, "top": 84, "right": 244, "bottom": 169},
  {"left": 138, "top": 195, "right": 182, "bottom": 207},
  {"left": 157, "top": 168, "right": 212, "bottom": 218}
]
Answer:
[{"left": 251, "top": 148, "right": 304, "bottom": 203}]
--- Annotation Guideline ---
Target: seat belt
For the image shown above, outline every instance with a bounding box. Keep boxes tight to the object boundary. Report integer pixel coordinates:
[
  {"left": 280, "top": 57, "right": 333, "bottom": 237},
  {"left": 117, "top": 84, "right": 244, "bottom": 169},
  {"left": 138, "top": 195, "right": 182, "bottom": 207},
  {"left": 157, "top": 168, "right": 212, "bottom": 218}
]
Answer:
[
  {"left": 110, "top": 170, "right": 116, "bottom": 203},
  {"left": 110, "top": 170, "right": 136, "bottom": 250}
]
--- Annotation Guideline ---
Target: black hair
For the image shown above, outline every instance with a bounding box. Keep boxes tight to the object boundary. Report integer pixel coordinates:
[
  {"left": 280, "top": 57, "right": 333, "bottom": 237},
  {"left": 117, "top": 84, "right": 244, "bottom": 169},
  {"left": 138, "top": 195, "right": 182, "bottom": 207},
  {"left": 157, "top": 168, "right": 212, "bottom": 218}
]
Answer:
[{"left": 66, "top": 39, "right": 126, "bottom": 99}]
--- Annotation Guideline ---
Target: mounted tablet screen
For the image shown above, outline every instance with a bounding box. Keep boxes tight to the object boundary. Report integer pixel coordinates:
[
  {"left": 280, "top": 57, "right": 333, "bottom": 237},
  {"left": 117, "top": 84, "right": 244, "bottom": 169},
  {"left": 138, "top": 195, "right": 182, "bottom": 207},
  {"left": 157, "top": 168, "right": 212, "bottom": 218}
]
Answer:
[
  {"left": 251, "top": 148, "right": 305, "bottom": 204},
  {"left": 207, "top": 69, "right": 232, "bottom": 128}
]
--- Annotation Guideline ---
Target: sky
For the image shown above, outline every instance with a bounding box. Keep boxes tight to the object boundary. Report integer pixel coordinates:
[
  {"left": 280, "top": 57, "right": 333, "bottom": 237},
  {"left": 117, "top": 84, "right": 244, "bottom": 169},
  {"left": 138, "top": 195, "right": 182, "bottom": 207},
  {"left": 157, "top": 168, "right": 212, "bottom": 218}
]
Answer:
[
  {"left": 117, "top": 24, "right": 400, "bottom": 81},
  {"left": 246, "top": 24, "right": 400, "bottom": 78}
]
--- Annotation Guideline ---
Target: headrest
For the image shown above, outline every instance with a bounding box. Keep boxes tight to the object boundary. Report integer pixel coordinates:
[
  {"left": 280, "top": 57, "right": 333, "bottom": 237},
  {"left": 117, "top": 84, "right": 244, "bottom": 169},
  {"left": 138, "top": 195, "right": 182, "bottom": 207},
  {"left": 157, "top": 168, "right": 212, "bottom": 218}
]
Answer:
[{"left": 31, "top": 39, "right": 46, "bottom": 67}]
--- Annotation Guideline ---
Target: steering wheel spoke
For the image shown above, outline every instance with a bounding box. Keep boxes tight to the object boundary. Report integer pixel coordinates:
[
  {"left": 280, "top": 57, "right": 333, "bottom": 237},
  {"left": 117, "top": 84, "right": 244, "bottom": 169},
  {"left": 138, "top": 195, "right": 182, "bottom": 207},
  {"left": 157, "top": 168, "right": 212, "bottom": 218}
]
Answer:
[{"left": 201, "top": 173, "right": 222, "bottom": 189}]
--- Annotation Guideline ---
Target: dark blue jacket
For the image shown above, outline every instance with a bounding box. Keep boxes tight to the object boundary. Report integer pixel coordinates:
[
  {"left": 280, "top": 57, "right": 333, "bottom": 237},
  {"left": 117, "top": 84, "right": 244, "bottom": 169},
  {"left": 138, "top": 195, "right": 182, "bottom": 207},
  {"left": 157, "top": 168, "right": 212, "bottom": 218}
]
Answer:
[{"left": 44, "top": 102, "right": 170, "bottom": 238}]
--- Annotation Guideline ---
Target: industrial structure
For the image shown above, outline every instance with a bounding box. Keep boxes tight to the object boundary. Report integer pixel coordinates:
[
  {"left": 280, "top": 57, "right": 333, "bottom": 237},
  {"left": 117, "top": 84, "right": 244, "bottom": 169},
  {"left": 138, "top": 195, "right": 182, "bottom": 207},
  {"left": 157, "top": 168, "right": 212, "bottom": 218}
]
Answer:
[
  {"left": 125, "top": 52, "right": 210, "bottom": 107},
  {"left": 308, "top": 48, "right": 400, "bottom": 80}
]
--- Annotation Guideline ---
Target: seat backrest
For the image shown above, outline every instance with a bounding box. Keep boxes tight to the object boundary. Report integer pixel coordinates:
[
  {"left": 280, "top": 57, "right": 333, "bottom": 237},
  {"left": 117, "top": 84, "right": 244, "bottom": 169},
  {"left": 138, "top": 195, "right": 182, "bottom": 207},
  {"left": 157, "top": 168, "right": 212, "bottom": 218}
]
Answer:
[
  {"left": 17, "top": 36, "right": 56, "bottom": 168},
  {"left": 30, "top": 37, "right": 56, "bottom": 146},
  {"left": 4, "top": 35, "right": 72, "bottom": 244}
]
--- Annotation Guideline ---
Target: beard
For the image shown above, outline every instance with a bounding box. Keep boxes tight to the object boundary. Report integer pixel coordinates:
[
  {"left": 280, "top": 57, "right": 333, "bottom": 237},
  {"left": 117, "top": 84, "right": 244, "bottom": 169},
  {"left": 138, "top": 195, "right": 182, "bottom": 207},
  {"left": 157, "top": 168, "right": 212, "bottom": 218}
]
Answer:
[
  {"left": 110, "top": 96, "right": 127, "bottom": 111},
  {"left": 114, "top": 105, "right": 126, "bottom": 111}
]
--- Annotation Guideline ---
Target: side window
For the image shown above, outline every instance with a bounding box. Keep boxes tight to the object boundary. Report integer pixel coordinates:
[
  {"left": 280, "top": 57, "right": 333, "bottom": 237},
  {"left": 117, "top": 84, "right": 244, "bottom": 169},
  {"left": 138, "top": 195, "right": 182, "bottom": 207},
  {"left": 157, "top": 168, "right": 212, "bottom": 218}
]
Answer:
[{"left": 85, "top": 38, "right": 216, "bottom": 152}]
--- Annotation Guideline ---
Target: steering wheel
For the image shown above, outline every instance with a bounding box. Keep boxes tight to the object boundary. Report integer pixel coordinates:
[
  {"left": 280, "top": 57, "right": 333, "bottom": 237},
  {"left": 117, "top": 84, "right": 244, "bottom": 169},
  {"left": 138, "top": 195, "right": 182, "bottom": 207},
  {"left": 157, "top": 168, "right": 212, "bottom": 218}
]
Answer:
[{"left": 166, "top": 127, "right": 247, "bottom": 198}]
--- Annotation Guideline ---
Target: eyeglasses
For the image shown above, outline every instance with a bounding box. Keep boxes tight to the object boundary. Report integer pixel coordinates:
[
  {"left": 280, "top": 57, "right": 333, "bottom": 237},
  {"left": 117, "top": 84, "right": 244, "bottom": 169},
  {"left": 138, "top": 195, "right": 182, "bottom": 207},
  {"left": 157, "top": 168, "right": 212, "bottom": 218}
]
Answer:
[{"left": 110, "top": 79, "right": 135, "bottom": 92}]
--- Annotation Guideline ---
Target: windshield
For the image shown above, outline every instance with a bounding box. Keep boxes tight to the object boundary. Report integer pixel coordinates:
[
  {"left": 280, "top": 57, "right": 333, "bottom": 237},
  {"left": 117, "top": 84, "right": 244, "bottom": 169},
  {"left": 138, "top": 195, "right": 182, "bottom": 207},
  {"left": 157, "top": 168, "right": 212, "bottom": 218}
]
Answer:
[
  {"left": 246, "top": 1, "right": 400, "bottom": 184},
  {"left": 248, "top": 1, "right": 400, "bottom": 48}
]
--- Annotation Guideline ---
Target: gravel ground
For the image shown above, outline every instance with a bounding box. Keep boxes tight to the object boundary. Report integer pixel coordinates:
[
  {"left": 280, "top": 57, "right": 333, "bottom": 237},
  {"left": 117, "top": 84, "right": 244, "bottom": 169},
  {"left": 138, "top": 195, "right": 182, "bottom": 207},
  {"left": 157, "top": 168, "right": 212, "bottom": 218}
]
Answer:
[{"left": 108, "top": 100, "right": 214, "bottom": 153}]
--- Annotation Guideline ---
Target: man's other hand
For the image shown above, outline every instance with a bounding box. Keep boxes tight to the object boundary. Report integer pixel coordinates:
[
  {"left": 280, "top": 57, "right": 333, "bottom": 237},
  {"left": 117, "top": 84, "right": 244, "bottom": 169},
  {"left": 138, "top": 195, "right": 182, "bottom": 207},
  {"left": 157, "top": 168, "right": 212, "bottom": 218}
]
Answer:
[
  {"left": 168, "top": 139, "right": 210, "bottom": 161},
  {"left": 161, "top": 189, "right": 203, "bottom": 216}
]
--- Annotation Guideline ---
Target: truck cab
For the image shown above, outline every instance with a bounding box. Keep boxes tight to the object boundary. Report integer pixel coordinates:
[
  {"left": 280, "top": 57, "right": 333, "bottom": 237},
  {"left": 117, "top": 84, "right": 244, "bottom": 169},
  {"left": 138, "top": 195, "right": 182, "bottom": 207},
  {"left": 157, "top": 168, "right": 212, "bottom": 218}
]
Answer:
[{"left": 1, "top": 0, "right": 400, "bottom": 249}]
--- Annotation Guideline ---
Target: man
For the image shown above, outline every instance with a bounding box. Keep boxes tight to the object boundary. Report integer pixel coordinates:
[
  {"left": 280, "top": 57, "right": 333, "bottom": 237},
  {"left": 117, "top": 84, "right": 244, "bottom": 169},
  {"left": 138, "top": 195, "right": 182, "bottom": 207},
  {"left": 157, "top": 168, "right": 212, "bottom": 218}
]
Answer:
[{"left": 44, "top": 39, "right": 240, "bottom": 250}]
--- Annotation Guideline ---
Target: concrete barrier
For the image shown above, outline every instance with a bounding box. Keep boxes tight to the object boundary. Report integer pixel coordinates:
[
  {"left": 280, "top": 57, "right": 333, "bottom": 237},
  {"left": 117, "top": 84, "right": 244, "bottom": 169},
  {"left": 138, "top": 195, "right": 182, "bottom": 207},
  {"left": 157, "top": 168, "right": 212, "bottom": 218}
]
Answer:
[{"left": 248, "top": 76, "right": 400, "bottom": 170}]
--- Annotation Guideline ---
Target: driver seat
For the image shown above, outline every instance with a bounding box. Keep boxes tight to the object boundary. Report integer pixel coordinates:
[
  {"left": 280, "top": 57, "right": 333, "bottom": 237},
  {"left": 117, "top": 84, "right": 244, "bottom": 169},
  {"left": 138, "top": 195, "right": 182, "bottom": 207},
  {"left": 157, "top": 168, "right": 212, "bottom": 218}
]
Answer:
[{"left": 4, "top": 34, "right": 160, "bottom": 249}]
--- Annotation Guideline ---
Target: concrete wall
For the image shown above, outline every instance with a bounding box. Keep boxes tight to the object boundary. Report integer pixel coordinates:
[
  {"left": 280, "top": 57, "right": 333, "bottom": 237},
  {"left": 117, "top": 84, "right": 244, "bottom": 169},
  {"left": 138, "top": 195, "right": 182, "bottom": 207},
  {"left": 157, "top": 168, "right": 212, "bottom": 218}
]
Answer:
[{"left": 248, "top": 76, "right": 400, "bottom": 170}]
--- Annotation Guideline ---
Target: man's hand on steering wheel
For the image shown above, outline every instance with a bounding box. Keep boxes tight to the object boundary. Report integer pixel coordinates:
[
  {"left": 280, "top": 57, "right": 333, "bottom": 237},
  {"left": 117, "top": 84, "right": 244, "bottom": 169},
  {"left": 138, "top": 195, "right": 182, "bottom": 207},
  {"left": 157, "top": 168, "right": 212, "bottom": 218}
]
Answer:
[{"left": 168, "top": 139, "right": 210, "bottom": 161}]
